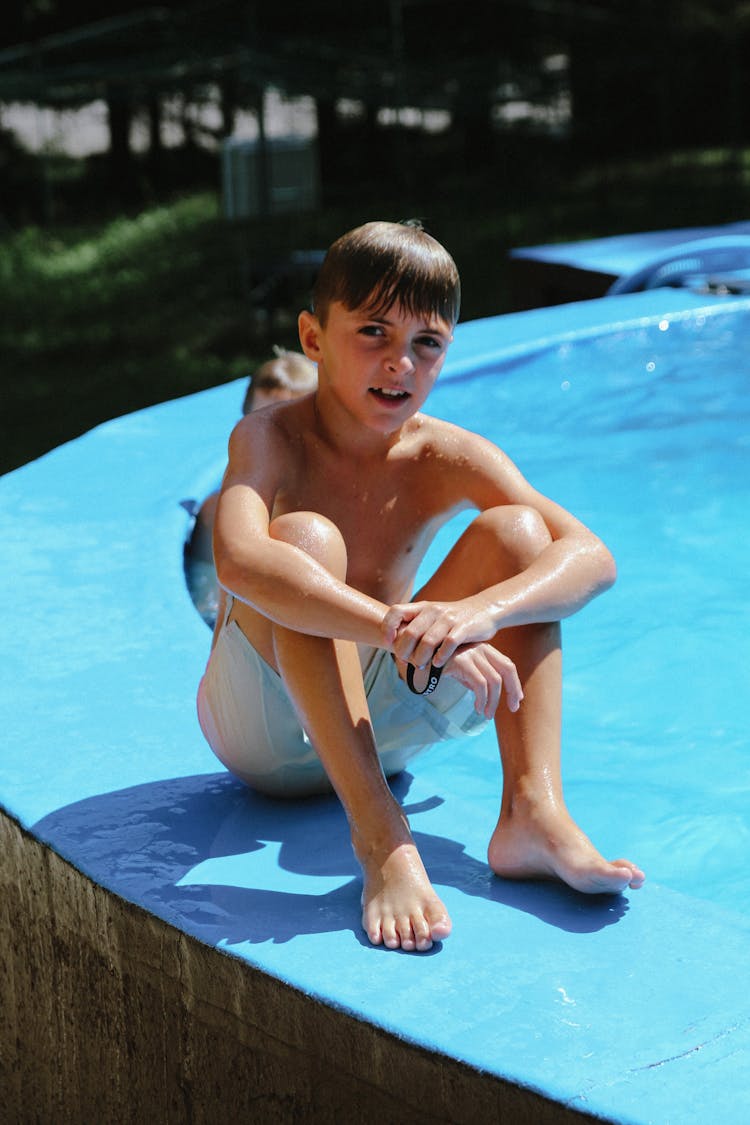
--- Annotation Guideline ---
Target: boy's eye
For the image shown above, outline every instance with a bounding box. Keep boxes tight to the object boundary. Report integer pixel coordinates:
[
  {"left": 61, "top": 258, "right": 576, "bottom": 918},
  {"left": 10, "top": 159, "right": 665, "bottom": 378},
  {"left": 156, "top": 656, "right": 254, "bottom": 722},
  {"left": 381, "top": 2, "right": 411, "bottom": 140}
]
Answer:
[
  {"left": 359, "top": 324, "right": 385, "bottom": 337},
  {"left": 416, "top": 335, "right": 443, "bottom": 350}
]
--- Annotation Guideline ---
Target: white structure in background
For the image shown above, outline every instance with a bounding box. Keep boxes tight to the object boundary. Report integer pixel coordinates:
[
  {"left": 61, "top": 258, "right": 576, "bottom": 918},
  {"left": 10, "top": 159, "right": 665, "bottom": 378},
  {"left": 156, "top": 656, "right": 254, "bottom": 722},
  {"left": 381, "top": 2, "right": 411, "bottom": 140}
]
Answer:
[
  {"left": 1, "top": 87, "right": 317, "bottom": 157},
  {"left": 2, "top": 54, "right": 570, "bottom": 161},
  {"left": 221, "top": 136, "right": 319, "bottom": 220}
]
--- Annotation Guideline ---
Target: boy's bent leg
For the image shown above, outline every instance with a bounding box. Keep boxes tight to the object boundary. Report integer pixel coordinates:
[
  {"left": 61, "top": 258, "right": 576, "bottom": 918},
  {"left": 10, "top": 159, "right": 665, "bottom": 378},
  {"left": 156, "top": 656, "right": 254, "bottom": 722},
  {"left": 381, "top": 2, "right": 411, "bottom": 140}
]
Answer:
[
  {"left": 486, "top": 619, "right": 644, "bottom": 893},
  {"left": 258, "top": 512, "right": 452, "bottom": 951},
  {"left": 416, "top": 506, "right": 644, "bottom": 893}
]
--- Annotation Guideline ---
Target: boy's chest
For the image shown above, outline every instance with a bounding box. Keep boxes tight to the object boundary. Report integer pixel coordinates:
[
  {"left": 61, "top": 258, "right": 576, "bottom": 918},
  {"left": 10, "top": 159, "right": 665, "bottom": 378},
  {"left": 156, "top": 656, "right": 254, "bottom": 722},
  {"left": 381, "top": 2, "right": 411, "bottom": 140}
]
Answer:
[{"left": 272, "top": 459, "right": 444, "bottom": 597}]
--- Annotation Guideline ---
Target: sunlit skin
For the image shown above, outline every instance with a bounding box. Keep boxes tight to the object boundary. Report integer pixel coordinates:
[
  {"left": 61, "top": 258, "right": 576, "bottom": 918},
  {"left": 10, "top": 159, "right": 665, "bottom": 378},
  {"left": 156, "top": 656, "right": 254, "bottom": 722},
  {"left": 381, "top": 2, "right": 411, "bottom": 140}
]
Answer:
[
  {"left": 190, "top": 382, "right": 313, "bottom": 567},
  {"left": 210, "top": 298, "right": 644, "bottom": 953}
]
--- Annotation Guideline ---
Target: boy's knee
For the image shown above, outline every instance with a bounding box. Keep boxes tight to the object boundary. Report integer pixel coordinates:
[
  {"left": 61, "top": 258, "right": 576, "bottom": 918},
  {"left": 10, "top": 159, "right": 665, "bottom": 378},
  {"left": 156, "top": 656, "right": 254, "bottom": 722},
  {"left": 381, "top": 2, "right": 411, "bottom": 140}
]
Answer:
[
  {"left": 269, "top": 511, "right": 347, "bottom": 576},
  {"left": 475, "top": 505, "right": 552, "bottom": 567}
]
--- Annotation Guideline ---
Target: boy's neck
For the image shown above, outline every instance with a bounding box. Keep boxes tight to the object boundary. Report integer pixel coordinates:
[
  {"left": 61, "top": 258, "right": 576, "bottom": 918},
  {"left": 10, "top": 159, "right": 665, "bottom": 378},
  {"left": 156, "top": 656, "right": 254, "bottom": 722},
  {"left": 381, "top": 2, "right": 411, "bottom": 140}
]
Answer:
[{"left": 311, "top": 389, "right": 412, "bottom": 460}]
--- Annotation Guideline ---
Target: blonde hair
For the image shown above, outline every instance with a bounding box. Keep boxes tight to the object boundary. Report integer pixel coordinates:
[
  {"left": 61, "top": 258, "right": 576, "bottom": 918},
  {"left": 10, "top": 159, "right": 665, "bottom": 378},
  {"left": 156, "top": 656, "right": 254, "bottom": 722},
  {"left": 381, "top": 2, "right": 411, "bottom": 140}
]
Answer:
[{"left": 242, "top": 347, "right": 317, "bottom": 414}]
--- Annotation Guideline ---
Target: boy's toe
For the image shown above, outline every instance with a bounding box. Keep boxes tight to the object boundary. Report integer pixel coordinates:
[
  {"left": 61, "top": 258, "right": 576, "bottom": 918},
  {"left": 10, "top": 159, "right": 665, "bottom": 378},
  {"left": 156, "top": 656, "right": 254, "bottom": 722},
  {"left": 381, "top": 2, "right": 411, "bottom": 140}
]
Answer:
[
  {"left": 361, "top": 905, "right": 384, "bottom": 947},
  {"left": 395, "top": 914, "right": 417, "bottom": 951},
  {"left": 616, "top": 860, "right": 645, "bottom": 889},
  {"left": 425, "top": 903, "right": 452, "bottom": 942},
  {"left": 381, "top": 918, "right": 400, "bottom": 949},
  {"left": 412, "top": 915, "right": 434, "bottom": 951}
]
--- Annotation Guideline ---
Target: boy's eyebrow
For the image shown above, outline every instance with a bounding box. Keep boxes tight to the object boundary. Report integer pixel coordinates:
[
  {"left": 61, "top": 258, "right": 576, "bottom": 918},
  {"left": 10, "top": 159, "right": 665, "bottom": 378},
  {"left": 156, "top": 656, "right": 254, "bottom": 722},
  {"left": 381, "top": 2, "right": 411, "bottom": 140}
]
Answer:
[{"left": 360, "top": 311, "right": 451, "bottom": 335}]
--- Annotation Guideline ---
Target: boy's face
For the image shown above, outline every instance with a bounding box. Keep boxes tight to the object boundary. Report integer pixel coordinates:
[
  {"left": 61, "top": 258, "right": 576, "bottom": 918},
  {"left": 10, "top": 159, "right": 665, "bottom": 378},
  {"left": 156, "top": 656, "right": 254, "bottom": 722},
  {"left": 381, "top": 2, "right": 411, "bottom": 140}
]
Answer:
[{"left": 299, "top": 300, "right": 453, "bottom": 434}]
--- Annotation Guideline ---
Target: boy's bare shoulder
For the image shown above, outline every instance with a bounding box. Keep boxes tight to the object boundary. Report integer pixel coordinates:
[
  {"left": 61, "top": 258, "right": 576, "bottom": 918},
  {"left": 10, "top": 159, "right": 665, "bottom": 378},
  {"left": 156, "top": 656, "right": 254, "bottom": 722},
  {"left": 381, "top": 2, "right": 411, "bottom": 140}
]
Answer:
[
  {"left": 222, "top": 398, "right": 315, "bottom": 498},
  {"left": 408, "top": 411, "right": 504, "bottom": 465},
  {"left": 407, "top": 411, "right": 526, "bottom": 511},
  {"left": 228, "top": 396, "right": 314, "bottom": 459}
]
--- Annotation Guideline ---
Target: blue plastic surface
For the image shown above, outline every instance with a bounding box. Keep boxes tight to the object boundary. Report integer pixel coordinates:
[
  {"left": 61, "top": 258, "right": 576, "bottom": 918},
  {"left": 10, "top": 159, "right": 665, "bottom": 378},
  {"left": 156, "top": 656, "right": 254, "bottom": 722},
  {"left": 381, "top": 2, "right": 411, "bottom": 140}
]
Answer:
[
  {"left": 510, "top": 221, "right": 750, "bottom": 282},
  {"left": 3, "top": 288, "right": 750, "bottom": 1123}
]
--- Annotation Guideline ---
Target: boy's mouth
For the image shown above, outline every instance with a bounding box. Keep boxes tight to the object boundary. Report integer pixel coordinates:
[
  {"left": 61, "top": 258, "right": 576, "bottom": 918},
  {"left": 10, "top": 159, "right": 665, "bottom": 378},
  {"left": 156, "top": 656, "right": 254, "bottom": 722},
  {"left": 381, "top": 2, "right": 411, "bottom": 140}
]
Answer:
[{"left": 369, "top": 386, "right": 410, "bottom": 403}]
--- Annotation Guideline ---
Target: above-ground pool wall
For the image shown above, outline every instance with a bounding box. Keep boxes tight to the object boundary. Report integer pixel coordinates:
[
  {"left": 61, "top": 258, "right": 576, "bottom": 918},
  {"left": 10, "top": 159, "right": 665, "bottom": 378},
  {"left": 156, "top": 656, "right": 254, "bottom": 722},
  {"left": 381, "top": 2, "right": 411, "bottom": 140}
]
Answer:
[
  {"left": 508, "top": 255, "right": 617, "bottom": 311},
  {"left": 1, "top": 808, "right": 595, "bottom": 1125},
  {"left": 507, "top": 221, "right": 750, "bottom": 310}
]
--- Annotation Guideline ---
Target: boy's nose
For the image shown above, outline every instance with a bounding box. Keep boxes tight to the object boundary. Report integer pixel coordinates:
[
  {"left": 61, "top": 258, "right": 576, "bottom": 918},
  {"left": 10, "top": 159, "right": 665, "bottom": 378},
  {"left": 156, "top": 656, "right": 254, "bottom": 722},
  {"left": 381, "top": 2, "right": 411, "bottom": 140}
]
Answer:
[{"left": 385, "top": 351, "right": 415, "bottom": 375}]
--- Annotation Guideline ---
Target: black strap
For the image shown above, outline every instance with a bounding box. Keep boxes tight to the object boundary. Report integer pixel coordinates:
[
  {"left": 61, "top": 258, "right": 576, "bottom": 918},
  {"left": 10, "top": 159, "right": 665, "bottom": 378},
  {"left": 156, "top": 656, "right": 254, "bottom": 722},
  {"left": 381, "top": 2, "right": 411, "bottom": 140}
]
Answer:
[{"left": 406, "top": 660, "right": 443, "bottom": 696}]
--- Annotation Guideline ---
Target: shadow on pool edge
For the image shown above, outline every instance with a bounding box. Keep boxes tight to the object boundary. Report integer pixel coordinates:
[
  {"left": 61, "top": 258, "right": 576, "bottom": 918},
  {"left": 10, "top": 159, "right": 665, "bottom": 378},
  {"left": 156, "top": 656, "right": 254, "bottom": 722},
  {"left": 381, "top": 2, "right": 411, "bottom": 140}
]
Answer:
[{"left": 32, "top": 769, "right": 631, "bottom": 951}]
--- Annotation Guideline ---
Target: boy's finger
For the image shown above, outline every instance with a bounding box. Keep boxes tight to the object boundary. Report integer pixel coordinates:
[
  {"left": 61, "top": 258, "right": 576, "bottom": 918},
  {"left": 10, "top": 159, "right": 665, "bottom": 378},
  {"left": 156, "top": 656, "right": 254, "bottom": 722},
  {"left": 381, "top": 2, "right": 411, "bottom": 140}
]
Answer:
[
  {"left": 392, "top": 628, "right": 419, "bottom": 662},
  {"left": 393, "top": 614, "right": 441, "bottom": 664},
  {"left": 382, "top": 604, "right": 416, "bottom": 645},
  {"left": 430, "top": 632, "right": 462, "bottom": 667},
  {"left": 410, "top": 638, "right": 439, "bottom": 668},
  {"left": 484, "top": 672, "right": 502, "bottom": 719},
  {"left": 503, "top": 666, "right": 524, "bottom": 711},
  {"left": 384, "top": 607, "right": 402, "bottom": 643}
]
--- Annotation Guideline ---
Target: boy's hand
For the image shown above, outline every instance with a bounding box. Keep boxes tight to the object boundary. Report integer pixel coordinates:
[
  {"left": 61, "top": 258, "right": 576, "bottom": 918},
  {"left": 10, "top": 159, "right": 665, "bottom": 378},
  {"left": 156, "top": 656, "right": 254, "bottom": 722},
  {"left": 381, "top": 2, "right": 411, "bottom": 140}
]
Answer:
[
  {"left": 383, "top": 596, "right": 498, "bottom": 669},
  {"left": 443, "top": 643, "right": 523, "bottom": 718},
  {"left": 381, "top": 600, "right": 522, "bottom": 718}
]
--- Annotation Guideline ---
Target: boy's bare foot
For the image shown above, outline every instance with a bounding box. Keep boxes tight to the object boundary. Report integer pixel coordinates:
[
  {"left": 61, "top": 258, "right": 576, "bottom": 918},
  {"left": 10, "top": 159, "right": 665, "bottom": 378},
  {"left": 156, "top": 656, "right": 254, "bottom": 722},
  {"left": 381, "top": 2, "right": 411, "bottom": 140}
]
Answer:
[
  {"left": 488, "top": 794, "right": 645, "bottom": 894},
  {"left": 360, "top": 842, "right": 452, "bottom": 952}
]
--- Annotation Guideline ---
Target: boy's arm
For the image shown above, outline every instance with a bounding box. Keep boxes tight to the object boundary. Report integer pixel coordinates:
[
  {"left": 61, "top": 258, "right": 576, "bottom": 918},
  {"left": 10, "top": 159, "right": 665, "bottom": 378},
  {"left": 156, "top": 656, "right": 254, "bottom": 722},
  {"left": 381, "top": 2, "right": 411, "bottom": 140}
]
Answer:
[
  {"left": 387, "top": 427, "right": 617, "bottom": 669},
  {"left": 213, "top": 418, "right": 395, "bottom": 650}
]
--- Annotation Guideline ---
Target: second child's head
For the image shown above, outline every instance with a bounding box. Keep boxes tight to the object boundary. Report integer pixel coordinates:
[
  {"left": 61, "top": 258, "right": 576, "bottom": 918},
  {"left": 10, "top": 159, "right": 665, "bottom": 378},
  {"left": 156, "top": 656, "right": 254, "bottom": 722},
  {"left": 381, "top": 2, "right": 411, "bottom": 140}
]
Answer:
[
  {"left": 311, "top": 220, "right": 460, "bottom": 329},
  {"left": 243, "top": 348, "right": 318, "bottom": 414}
]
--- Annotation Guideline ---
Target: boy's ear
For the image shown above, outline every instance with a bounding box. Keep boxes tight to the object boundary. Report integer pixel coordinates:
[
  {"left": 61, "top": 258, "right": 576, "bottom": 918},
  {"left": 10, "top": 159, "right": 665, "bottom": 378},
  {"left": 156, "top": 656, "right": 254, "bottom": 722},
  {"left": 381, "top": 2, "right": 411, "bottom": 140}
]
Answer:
[{"left": 298, "top": 310, "right": 322, "bottom": 361}]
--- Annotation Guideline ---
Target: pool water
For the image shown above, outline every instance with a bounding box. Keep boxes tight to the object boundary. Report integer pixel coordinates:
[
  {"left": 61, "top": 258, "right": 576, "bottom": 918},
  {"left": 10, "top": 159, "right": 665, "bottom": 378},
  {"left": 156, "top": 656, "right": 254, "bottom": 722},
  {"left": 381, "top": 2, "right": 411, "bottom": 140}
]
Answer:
[{"left": 423, "top": 304, "right": 750, "bottom": 913}]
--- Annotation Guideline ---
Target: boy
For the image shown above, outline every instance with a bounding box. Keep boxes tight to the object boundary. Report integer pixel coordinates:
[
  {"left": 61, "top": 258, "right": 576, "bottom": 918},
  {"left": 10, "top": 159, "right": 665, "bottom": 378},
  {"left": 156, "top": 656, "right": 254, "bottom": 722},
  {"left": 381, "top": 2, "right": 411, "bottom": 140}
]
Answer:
[
  {"left": 197, "top": 220, "right": 644, "bottom": 954},
  {"left": 184, "top": 349, "right": 317, "bottom": 626}
]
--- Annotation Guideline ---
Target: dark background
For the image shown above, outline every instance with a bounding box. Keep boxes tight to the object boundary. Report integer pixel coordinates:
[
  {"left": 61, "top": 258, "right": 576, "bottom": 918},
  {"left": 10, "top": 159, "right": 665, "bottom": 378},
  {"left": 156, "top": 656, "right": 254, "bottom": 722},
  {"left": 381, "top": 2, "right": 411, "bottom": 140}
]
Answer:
[{"left": 2, "top": 0, "right": 748, "bottom": 472}]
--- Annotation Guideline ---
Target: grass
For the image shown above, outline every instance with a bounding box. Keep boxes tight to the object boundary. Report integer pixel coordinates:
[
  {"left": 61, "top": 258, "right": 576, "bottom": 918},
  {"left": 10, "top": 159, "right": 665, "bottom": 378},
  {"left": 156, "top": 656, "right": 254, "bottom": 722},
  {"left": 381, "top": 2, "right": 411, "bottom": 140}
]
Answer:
[
  {"left": 2, "top": 194, "right": 257, "bottom": 471},
  {"left": 2, "top": 144, "right": 748, "bottom": 473}
]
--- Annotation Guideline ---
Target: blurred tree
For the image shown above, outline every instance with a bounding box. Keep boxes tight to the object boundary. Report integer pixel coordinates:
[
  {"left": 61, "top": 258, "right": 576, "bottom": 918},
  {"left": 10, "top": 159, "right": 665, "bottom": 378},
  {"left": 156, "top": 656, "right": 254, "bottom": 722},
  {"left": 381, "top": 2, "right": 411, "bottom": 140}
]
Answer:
[
  {"left": 564, "top": 0, "right": 749, "bottom": 157},
  {"left": 0, "top": 0, "right": 747, "bottom": 219}
]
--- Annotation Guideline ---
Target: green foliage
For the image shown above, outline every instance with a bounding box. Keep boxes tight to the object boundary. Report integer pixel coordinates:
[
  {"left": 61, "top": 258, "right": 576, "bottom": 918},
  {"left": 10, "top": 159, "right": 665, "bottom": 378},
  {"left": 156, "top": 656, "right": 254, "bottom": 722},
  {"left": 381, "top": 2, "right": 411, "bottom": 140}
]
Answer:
[
  {"left": 0, "top": 192, "right": 273, "bottom": 471},
  {"left": 2, "top": 143, "right": 749, "bottom": 474}
]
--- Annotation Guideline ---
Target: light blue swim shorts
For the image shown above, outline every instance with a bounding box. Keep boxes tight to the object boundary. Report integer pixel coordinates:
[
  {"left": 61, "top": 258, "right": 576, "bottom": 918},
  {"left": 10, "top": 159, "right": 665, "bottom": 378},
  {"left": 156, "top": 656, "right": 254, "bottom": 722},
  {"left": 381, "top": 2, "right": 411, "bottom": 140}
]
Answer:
[{"left": 197, "top": 601, "right": 489, "bottom": 797}]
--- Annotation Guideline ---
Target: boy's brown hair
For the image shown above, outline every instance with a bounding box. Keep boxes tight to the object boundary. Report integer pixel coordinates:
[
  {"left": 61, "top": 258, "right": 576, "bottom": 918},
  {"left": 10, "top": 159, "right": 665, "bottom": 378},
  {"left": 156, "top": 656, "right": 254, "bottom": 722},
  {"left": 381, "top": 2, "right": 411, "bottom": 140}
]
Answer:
[{"left": 311, "top": 220, "right": 461, "bottom": 328}]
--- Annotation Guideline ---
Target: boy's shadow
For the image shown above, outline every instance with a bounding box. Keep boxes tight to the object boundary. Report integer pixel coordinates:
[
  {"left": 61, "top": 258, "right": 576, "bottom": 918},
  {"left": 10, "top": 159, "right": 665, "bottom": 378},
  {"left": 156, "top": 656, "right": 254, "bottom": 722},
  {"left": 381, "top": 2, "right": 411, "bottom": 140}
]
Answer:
[{"left": 33, "top": 771, "right": 629, "bottom": 950}]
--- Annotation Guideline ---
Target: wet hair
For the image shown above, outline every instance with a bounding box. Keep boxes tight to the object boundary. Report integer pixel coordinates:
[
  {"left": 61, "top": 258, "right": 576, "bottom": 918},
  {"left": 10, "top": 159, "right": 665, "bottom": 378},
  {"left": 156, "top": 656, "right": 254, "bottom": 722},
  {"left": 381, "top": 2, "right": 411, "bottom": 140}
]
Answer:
[
  {"left": 311, "top": 220, "right": 460, "bottom": 328},
  {"left": 242, "top": 347, "right": 317, "bottom": 413}
]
